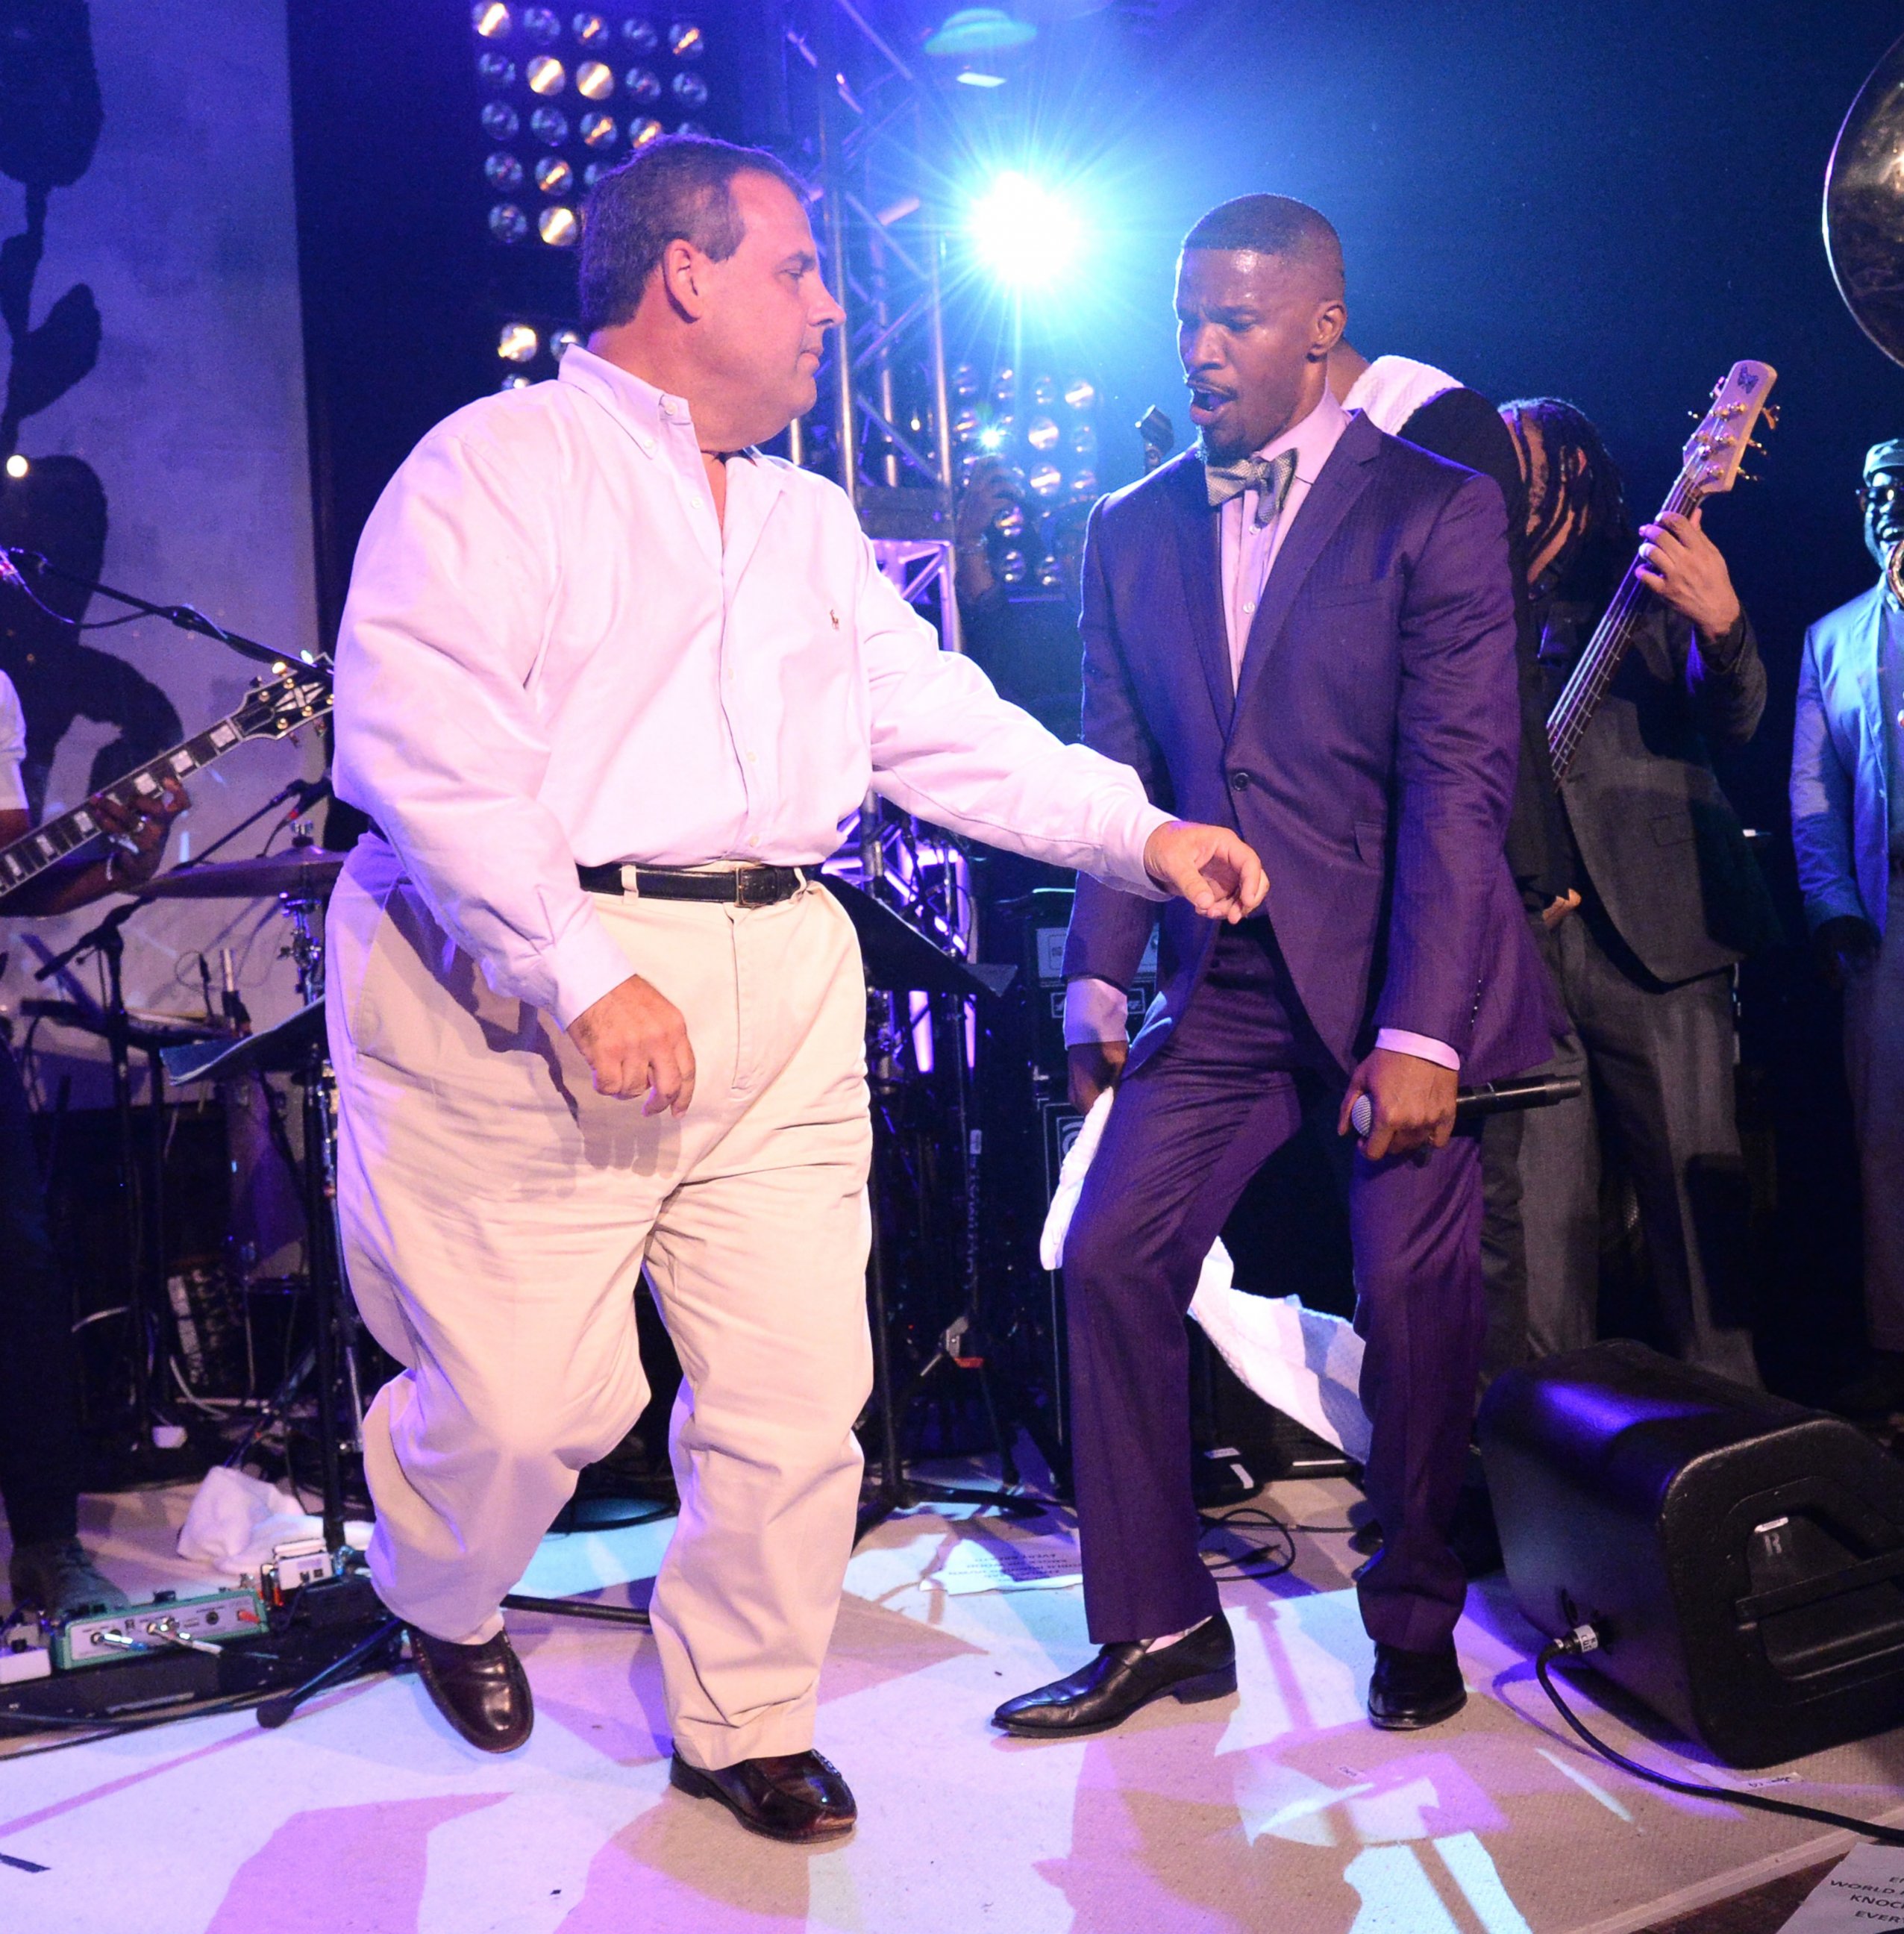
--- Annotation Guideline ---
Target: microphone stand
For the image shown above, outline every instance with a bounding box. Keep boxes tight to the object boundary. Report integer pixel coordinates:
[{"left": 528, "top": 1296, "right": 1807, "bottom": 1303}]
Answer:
[
  {"left": 26, "top": 777, "right": 336, "bottom": 1459},
  {"left": 0, "top": 546, "right": 313, "bottom": 673}
]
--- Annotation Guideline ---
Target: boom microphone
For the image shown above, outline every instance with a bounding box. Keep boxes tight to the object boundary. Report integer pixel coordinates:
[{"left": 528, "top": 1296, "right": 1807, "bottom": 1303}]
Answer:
[{"left": 1350, "top": 1074, "right": 1582, "bottom": 1141}]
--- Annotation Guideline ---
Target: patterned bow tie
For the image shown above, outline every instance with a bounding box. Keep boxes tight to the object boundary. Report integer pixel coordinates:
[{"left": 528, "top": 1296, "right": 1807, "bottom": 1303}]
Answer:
[{"left": 1205, "top": 447, "right": 1298, "bottom": 526}]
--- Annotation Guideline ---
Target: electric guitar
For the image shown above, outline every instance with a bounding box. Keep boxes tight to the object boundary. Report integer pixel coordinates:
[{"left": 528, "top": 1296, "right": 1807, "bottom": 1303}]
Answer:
[
  {"left": 1546, "top": 361, "right": 1778, "bottom": 782},
  {"left": 0, "top": 660, "right": 333, "bottom": 897}
]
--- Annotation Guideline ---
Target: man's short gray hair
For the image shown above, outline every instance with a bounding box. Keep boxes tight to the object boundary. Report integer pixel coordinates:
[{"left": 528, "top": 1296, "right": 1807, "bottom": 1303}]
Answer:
[{"left": 579, "top": 134, "right": 805, "bottom": 334}]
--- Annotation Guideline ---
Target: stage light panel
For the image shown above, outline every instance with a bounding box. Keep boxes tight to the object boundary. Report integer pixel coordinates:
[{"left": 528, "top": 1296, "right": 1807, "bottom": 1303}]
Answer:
[
  {"left": 478, "top": 51, "right": 516, "bottom": 87},
  {"left": 1064, "top": 376, "right": 1095, "bottom": 410},
  {"left": 1026, "top": 414, "right": 1059, "bottom": 451},
  {"left": 485, "top": 150, "right": 524, "bottom": 189},
  {"left": 474, "top": 2, "right": 512, "bottom": 37},
  {"left": 951, "top": 362, "right": 980, "bottom": 398},
  {"left": 539, "top": 204, "right": 579, "bottom": 246},
  {"left": 998, "top": 547, "right": 1028, "bottom": 584},
  {"left": 1030, "top": 373, "right": 1056, "bottom": 407},
  {"left": 1069, "top": 421, "right": 1096, "bottom": 454},
  {"left": 991, "top": 366, "right": 1015, "bottom": 404},
  {"left": 482, "top": 99, "right": 520, "bottom": 139},
  {"left": 625, "top": 66, "right": 660, "bottom": 100},
  {"left": 489, "top": 201, "right": 529, "bottom": 242},
  {"left": 629, "top": 116, "right": 663, "bottom": 145},
  {"left": 527, "top": 54, "right": 566, "bottom": 93},
  {"left": 501, "top": 373, "right": 533, "bottom": 389},
  {"left": 498, "top": 321, "right": 539, "bottom": 361},
  {"left": 552, "top": 327, "right": 582, "bottom": 357},
  {"left": 968, "top": 173, "right": 1084, "bottom": 289},
  {"left": 530, "top": 104, "right": 569, "bottom": 143},
  {"left": 1028, "top": 461, "right": 1062, "bottom": 497},
  {"left": 622, "top": 16, "right": 658, "bottom": 48},
  {"left": 577, "top": 59, "right": 613, "bottom": 98},
  {"left": 677, "top": 119, "right": 709, "bottom": 135},
  {"left": 573, "top": 11, "right": 609, "bottom": 43},
  {"left": 1069, "top": 468, "right": 1097, "bottom": 495},
  {"left": 580, "top": 110, "right": 617, "bottom": 146},
  {"left": 668, "top": 21, "right": 704, "bottom": 58},
  {"left": 536, "top": 154, "right": 574, "bottom": 194},
  {"left": 522, "top": 5, "right": 560, "bottom": 40},
  {"left": 672, "top": 70, "right": 708, "bottom": 107}
]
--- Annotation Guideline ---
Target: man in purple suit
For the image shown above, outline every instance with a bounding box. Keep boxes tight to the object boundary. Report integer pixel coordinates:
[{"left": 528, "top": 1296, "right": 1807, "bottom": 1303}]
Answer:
[{"left": 995, "top": 195, "right": 1559, "bottom": 1737}]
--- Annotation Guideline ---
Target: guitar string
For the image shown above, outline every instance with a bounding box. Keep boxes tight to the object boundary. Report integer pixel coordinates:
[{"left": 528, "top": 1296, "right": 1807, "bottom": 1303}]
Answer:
[{"left": 1547, "top": 465, "right": 1703, "bottom": 772}]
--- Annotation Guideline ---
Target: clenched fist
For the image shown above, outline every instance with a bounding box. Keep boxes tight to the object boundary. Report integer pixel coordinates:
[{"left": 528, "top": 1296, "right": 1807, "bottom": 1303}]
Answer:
[
  {"left": 1143, "top": 821, "right": 1269, "bottom": 924},
  {"left": 568, "top": 973, "right": 697, "bottom": 1115}
]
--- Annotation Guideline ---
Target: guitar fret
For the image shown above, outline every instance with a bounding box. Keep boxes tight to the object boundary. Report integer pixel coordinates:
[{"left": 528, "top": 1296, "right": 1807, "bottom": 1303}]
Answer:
[{"left": 0, "top": 659, "right": 332, "bottom": 898}]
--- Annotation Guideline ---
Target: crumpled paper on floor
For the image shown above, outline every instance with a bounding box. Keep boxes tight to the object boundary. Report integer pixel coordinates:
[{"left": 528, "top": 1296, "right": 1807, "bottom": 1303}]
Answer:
[
  {"left": 1040, "top": 1091, "right": 1370, "bottom": 1462},
  {"left": 176, "top": 1464, "right": 372, "bottom": 1573}
]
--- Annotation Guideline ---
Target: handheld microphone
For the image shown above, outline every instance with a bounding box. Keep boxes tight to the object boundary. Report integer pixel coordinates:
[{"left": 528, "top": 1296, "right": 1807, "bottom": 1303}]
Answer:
[{"left": 1350, "top": 1073, "right": 1582, "bottom": 1141}]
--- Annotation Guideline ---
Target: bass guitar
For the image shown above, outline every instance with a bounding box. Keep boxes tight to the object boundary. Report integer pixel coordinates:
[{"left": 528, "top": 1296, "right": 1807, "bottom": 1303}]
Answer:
[{"left": 1547, "top": 361, "right": 1778, "bottom": 782}]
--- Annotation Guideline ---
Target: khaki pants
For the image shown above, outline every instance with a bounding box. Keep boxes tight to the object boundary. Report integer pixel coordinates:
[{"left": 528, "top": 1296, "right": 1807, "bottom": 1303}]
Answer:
[
  {"left": 1846, "top": 871, "right": 1904, "bottom": 1353},
  {"left": 325, "top": 839, "right": 873, "bottom": 1769}
]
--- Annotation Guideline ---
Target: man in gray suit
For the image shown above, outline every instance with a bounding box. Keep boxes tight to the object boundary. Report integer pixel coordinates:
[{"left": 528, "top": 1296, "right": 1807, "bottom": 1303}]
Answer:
[
  {"left": 1485, "top": 398, "right": 1781, "bottom": 1386},
  {"left": 1791, "top": 439, "right": 1904, "bottom": 1412}
]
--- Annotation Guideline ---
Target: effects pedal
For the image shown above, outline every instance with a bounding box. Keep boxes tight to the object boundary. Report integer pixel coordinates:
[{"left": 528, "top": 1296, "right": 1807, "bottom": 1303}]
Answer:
[
  {"left": 54, "top": 1586, "right": 265, "bottom": 1671},
  {"left": 0, "top": 1617, "right": 50, "bottom": 1686}
]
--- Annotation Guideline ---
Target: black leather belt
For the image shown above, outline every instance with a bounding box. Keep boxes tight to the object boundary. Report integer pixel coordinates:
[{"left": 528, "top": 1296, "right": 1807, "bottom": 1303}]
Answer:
[{"left": 577, "top": 862, "right": 807, "bottom": 907}]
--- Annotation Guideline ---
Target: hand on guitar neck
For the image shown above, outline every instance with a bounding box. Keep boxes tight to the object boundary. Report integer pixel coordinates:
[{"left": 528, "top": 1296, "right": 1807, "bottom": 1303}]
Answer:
[
  {"left": 1633, "top": 507, "right": 1743, "bottom": 646},
  {"left": 0, "top": 777, "right": 190, "bottom": 916}
]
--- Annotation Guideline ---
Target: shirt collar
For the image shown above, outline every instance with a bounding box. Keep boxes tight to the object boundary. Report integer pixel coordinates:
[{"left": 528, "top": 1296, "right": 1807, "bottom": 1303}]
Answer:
[{"left": 1252, "top": 382, "right": 1349, "bottom": 483}]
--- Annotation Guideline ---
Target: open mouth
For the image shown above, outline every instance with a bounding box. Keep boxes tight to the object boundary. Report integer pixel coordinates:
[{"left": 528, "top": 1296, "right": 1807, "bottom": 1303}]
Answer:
[{"left": 1186, "top": 382, "right": 1233, "bottom": 427}]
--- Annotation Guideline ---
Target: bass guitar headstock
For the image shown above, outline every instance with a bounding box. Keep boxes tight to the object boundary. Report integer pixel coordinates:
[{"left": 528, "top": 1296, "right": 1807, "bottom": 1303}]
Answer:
[{"left": 1681, "top": 361, "right": 1779, "bottom": 501}]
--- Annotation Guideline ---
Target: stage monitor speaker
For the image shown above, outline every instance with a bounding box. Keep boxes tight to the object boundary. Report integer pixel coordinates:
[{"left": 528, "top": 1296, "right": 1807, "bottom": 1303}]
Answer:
[{"left": 1478, "top": 1339, "right": 1904, "bottom": 1767}]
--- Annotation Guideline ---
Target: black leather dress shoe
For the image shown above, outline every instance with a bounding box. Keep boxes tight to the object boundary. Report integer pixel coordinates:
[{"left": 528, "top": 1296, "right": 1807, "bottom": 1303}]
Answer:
[
  {"left": 992, "top": 1613, "right": 1236, "bottom": 1738},
  {"left": 410, "top": 1628, "right": 533, "bottom": 1753},
  {"left": 1367, "top": 1640, "right": 1466, "bottom": 1730},
  {"left": 669, "top": 1750, "right": 857, "bottom": 1843}
]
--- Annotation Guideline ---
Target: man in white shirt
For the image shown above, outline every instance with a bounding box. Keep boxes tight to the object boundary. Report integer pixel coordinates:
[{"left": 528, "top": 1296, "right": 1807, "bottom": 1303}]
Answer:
[{"left": 327, "top": 135, "right": 1264, "bottom": 1840}]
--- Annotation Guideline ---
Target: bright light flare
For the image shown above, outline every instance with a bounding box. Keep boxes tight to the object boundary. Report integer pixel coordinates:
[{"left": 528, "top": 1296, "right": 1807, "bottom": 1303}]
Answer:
[{"left": 968, "top": 172, "right": 1083, "bottom": 290}]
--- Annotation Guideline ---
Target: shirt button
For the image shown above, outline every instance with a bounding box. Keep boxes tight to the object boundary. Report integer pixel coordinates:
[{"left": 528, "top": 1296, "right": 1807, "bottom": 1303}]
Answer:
[
  {"left": 1230, "top": 772, "right": 1251, "bottom": 792},
  {"left": 1242, "top": 601, "right": 1256, "bottom": 614}
]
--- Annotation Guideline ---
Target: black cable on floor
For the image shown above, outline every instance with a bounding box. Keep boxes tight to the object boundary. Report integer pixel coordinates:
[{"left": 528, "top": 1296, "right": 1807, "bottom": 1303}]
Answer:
[{"left": 1535, "top": 1634, "right": 1904, "bottom": 1849}]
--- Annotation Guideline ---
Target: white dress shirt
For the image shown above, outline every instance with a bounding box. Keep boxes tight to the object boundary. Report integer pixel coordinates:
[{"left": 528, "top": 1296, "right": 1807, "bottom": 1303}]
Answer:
[
  {"left": 333, "top": 347, "right": 1172, "bottom": 1029},
  {"left": 1064, "top": 386, "right": 1458, "bottom": 1072},
  {"left": 0, "top": 672, "right": 27, "bottom": 813}
]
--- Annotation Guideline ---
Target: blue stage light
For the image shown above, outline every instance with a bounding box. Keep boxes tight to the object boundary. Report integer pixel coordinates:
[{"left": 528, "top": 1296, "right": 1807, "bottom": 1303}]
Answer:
[{"left": 968, "top": 172, "right": 1083, "bottom": 289}]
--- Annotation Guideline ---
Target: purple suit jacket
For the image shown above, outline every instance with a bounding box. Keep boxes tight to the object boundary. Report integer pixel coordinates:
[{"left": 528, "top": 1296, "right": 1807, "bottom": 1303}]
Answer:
[{"left": 1065, "top": 413, "right": 1561, "bottom": 1083}]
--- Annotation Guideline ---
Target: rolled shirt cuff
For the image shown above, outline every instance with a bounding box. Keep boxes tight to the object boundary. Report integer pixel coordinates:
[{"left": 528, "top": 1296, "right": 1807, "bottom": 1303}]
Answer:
[
  {"left": 1374, "top": 1027, "right": 1461, "bottom": 1072},
  {"left": 1064, "top": 975, "right": 1133, "bottom": 1046}
]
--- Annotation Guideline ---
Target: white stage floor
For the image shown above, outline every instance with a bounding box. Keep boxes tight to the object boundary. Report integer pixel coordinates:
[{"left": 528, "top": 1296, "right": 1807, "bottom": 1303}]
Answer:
[{"left": 2, "top": 1472, "right": 1901, "bottom": 1934}]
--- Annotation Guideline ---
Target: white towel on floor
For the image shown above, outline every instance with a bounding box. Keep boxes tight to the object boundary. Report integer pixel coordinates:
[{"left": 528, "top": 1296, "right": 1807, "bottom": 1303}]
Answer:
[
  {"left": 1039, "top": 1092, "right": 1369, "bottom": 1460},
  {"left": 176, "top": 1465, "right": 371, "bottom": 1572}
]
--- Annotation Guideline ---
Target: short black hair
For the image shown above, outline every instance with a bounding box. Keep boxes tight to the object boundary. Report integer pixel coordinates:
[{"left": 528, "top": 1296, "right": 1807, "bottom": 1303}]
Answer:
[
  {"left": 578, "top": 134, "right": 805, "bottom": 334},
  {"left": 1181, "top": 194, "right": 1344, "bottom": 292}
]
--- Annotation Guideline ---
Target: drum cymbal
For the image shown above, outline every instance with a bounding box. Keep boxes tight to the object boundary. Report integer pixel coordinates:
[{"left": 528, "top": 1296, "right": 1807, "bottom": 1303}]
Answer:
[
  {"left": 1826, "top": 32, "right": 1904, "bottom": 368},
  {"left": 141, "top": 849, "right": 344, "bottom": 900}
]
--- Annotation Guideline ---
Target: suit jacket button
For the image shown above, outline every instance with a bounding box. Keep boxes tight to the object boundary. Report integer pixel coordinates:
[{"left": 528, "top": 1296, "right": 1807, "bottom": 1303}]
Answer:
[{"left": 1230, "top": 771, "right": 1250, "bottom": 792}]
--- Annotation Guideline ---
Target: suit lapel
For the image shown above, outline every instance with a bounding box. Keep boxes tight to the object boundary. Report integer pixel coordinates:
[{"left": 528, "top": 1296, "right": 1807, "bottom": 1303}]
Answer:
[
  {"left": 1230, "top": 415, "right": 1381, "bottom": 729},
  {"left": 1162, "top": 454, "right": 1234, "bottom": 734}
]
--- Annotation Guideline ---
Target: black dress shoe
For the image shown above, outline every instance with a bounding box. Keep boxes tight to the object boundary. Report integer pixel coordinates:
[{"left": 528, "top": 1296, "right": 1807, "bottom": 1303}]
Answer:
[
  {"left": 410, "top": 1628, "right": 533, "bottom": 1753},
  {"left": 1367, "top": 1640, "right": 1466, "bottom": 1731},
  {"left": 992, "top": 1614, "right": 1236, "bottom": 1738},
  {"left": 669, "top": 1750, "right": 857, "bottom": 1843}
]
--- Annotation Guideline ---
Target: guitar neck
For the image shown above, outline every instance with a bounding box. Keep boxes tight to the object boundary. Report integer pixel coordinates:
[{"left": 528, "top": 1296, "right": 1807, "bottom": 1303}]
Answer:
[
  {"left": 0, "top": 671, "right": 330, "bottom": 898},
  {"left": 1545, "top": 475, "right": 1700, "bottom": 781}
]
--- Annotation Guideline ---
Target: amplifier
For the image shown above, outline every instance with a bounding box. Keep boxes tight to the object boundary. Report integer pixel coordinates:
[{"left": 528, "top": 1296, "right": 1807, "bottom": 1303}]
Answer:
[
  {"left": 1480, "top": 1339, "right": 1904, "bottom": 1766},
  {"left": 1020, "top": 885, "right": 1155, "bottom": 1079}
]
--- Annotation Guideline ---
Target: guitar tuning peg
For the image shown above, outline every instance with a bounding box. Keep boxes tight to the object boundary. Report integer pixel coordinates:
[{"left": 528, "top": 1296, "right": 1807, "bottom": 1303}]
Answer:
[
  {"left": 1747, "top": 438, "right": 1767, "bottom": 453},
  {"left": 1737, "top": 469, "right": 1760, "bottom": 484},
  {"left": 1761, "top": 405, "right": 1779, "bottom": 430}
]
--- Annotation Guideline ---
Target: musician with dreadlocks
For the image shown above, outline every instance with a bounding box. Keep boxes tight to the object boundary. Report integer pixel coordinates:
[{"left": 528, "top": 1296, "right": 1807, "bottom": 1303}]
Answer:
[{"left": 1482, "top": 398, "right": 1782, "bottom": 1386}]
